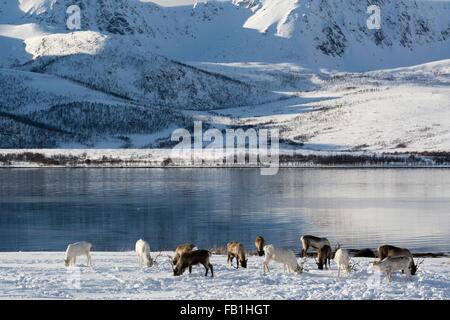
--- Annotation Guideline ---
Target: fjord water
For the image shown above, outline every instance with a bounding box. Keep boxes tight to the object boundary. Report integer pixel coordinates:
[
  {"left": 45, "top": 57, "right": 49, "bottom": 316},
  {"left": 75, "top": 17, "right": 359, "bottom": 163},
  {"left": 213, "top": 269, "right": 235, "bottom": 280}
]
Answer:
[{"left": 0, "top": 169, "right": 449, "bottom": 253}]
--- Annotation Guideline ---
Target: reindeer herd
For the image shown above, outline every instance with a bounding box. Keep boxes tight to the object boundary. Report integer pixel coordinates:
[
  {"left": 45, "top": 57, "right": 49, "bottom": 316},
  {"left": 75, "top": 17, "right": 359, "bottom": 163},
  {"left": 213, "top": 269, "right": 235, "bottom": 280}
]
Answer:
[{"left": 63, "top": 235, "right": 424, "bottom": 283}]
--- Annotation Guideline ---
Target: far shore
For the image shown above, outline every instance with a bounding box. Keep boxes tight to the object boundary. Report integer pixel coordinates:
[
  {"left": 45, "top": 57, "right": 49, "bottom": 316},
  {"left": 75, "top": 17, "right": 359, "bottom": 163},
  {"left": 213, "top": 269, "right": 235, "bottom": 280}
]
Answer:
[{"left": 1, "top": 149, "right": 450, "bottom": 168}]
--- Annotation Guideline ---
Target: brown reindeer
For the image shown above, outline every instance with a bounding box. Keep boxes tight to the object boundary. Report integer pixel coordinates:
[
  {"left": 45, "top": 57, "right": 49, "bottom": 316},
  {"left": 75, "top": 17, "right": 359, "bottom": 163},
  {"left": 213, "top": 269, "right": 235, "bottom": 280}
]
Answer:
[
  {"left": 255, "top": 236, "right": 265, "bottom": 256},
  {"left": 173, "top": 243, "right": 196, "bottom": 265},
  {"left": 300, "top": 235, "right": 331, "bottom": 257},
  {"left": 227, "top": 241, "right": 248, "bottom": 268},
  {"left": 315, "top": 245, "right": 332, "bottom": 270},
  {"left": 378, "top": 244, "right": 417, "bottom": 275},
  {"left": 378, "top": 244, "right": 413, "bottom": 260},
  {"left": 173, "top": 250, "right": 213, "bottom": 277}
]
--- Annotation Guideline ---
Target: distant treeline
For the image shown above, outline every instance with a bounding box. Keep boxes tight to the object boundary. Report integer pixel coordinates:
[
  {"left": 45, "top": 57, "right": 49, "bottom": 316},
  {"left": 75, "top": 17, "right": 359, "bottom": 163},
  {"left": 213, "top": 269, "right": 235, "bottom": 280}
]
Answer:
[{"left": 1, "top": 151, "right": 450, "bottom": 167}]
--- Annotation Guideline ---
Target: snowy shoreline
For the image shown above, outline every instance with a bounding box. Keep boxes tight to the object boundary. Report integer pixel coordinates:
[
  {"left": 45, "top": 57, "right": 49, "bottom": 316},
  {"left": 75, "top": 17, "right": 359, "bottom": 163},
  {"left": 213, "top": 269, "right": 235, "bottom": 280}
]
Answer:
[
  {"left": 0, "top": 252, "right": 448, "bottom": 300},
  {"left": 1, "top": 149, "right": 450, "bottom": 168}
]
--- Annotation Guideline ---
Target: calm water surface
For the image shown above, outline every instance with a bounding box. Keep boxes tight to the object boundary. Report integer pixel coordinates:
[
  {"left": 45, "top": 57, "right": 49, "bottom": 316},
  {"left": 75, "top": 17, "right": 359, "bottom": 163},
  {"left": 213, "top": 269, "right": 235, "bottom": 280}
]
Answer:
[{"left": 0, "top": 169, "right": 449, "bottom": 253}]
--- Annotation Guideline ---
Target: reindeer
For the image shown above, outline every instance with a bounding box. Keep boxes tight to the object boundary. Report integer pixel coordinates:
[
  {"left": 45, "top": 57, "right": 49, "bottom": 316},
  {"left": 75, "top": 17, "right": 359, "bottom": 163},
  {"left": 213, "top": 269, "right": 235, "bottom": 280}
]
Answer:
[
  {"left": 372, "top": 256, "right": 420, "bottom": 282},
  {"left": 135, "top": 239, "right": 153, "bottom": 267},
  {"left": 333, "top": 244, "right": 351, "bottom": 276},
  {"left": 378, "top": 244, "right": 417, "bottom": 274},
  {"left": 173, "top": 250, "right": 213, "bottom": 277},
  {"left": 227, "top": 241, "right": 248, "bottom": 268},
  {"left": 300, "top": 235, "right": 331, "bottom": 257},
  {"left": 315, "top": 245, "right": 332, "bottom": 270},
  {"left": 378, "top": 244, "right": 413, "bottom": 260},
  {"left": 263, "top": 245, "right": 304, "bottom": 274},
  {"left": 173, "top": 243, "right": 196, "bottom": 266},
  {"left": 64, "top": 241, "right": 92, "bottom": 267},
  {"left": 255, "top": 236, "right": 265, "bottom": 256}
]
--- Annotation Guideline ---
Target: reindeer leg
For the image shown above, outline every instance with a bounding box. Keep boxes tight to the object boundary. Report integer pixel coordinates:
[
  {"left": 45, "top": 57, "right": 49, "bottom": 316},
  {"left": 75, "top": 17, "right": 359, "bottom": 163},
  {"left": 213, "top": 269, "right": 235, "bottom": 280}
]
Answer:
[
  {"left": 263, "top": 261, "right": 269, "bottom": 274},
  {"left": 203, "top": 263, "right": 208, "bottom": 277},
  {"left": 189, "top": 265, "right": 192, "bottom": 274},
  {"left": 209, "top": 264, "right": 213, "bottom": 278},
  {"left": 338, "top": 265, "right": 341, "bottom": 277}
]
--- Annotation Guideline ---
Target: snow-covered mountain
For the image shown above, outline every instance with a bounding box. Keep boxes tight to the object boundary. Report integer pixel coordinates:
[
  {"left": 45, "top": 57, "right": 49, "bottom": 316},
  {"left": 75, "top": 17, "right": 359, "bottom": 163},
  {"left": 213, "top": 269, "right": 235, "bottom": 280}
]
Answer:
[
  {"left": 3, "top": 0, "right": 449, "bottom": 68},
  {"left": 0, "top": 0, "right": 449, "bottom": 149}
]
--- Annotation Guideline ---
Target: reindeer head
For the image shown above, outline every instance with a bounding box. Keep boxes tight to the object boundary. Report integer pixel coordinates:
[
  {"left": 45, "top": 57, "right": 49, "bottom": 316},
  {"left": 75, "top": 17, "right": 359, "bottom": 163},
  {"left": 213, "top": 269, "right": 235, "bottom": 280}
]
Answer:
[
  {"left": 296, "top": 259, "right": 306, "bottom": 274},
  {"left": 410, "top": 259, "right": 424, "bottom": 276},
  {"left": 145, "top": 258, "right": 154, "bottom": 267},
  {"left": 241, "top": 259, "right": 248, "bottom": 268},
  {"left": 315, "top": 256, "right": 324, "bottom": 270},
  {"left": 64, "top": 259, "right": 70, "bottom": 267},
  {"left": 371, "top": 260, "right": 381, "bottom": 271},
  {"left": 173, "top": 266, "right": 182, "bottom": 276},
  {"left": 169, "top": 254, "right": 186, "bottom": 276},
  {"left": 141, "top": 252, "right": 153, "bottom": 267}
]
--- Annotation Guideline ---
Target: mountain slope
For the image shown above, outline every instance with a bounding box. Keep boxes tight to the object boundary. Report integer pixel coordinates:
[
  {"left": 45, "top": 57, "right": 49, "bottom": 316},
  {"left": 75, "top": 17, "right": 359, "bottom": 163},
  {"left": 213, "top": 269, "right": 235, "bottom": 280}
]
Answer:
[
  {"left": 0, "top": 68, "right": 189, "bottom": 148},
  {"left": 22, "top": 32, "right": 274, "bottom": 111}
]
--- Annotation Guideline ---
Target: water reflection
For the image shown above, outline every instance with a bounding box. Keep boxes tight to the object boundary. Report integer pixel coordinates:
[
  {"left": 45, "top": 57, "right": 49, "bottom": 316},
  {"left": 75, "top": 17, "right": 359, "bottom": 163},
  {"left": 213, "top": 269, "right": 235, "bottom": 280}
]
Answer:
[{"left": 0, "top": 169, "right": 449, "bottom": 252}]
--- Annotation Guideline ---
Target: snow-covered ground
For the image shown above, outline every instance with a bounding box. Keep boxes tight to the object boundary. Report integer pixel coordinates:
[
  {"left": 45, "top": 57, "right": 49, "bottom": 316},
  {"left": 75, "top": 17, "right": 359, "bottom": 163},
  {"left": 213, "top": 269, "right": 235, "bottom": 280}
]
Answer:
[{"left": 0, "top": 252, "right": 448, "bottom": 300}]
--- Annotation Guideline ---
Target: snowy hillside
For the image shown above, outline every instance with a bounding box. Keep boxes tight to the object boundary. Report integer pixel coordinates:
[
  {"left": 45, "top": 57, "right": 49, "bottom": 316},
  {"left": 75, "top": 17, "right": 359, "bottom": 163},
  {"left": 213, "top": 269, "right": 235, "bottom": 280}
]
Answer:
[
  {"left": 0, "top": 68, "right": 190, "bottom": 148},
  {"left": 22, "top": 32, "right": 273, "bottom": 111},
  {"left": 193, "top": 59, "right": 450, "bottom": 153},
  {"left": 0, "top": 0, "right": 449, "bottom": 150}
]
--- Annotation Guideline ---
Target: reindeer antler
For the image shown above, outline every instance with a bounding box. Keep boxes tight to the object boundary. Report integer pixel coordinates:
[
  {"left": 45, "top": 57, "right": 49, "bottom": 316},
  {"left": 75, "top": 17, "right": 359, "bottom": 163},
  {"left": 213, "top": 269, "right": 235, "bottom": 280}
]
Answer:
[
  {"left": 166, "top": 254, "right": 175, "bottom": 270},
  {"left": 349, "top": 260, "right": 360, "bottom": 272},
  {"left": 152, "top": 251, "right": 164, "bottom": 265},
  {"left": 416, "top": 259, "right": 425, "bottom": 270}
]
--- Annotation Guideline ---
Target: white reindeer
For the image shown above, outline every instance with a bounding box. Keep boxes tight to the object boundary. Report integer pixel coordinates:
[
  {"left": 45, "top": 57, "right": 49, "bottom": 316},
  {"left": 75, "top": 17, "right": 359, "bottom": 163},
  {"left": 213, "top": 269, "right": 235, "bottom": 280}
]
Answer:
[
  {"left": 372, "top": 256, "right": 415, "bottom": 282},
  {"left": 135, "top": 239, "right": 153, "bottom": 267},
  {"left": 333, "top": 246, "right": 351, "bottom": 277},
  {"left": 64, "top": 241, "right": 92, "bottom": 267},
  {"left": 263, "top": 245, "right": 303, "bottom": 274}
]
